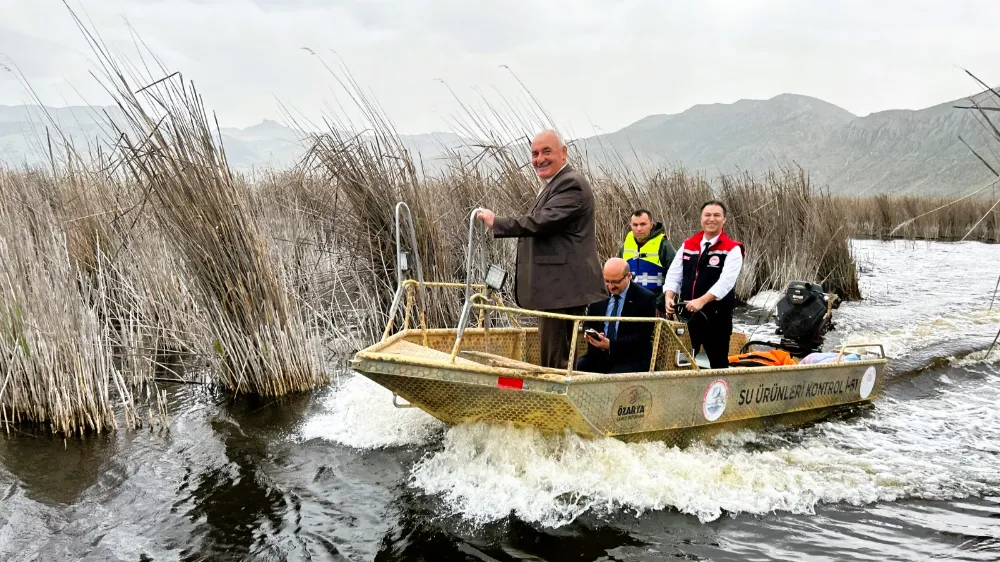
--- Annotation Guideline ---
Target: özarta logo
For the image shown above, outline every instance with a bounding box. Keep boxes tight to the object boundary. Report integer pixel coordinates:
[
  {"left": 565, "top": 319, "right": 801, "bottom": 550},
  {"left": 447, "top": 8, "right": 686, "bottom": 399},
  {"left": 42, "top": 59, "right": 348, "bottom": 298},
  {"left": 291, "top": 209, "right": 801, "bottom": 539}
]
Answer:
[{"left": 611, "top": 385, "right": 652, "bottom": 430}]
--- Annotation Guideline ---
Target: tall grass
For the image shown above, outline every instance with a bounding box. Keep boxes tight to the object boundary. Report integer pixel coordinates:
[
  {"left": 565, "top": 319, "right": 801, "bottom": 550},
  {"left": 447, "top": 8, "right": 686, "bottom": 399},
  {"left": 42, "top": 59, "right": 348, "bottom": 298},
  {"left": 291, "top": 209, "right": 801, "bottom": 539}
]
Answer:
[
  {"left": 0, "top": 8, "right": 993, "bottom": 435},
  {"left": 840, "top": 192, "right": 1000, "bottom": 242},
  {"left": 76, "top": 17, "right": 330, "bottom": 396},
  {"left": 0, "top": 170, "right": 147, "bottom": 434}
]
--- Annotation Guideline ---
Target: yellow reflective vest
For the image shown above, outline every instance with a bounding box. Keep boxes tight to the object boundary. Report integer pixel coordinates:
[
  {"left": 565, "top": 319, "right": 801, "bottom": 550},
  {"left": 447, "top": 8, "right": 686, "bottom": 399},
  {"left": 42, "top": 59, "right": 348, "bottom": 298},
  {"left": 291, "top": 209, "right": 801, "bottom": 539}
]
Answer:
[{"left": 621, "top": 231, "right": 666, "bottom": 290}]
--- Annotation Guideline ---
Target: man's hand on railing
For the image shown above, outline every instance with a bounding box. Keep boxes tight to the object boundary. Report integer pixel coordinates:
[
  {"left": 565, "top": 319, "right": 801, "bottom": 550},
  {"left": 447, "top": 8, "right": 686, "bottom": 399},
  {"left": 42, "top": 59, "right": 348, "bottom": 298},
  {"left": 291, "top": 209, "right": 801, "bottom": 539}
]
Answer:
[{"left": 475, "top": 209, "right": 495, "bottom": 229}]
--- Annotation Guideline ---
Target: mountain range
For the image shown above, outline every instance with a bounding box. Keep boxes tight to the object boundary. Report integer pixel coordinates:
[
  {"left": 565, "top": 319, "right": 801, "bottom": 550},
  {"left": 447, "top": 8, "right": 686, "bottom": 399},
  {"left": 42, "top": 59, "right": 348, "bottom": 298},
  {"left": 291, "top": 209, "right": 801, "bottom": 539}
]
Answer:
[
  {"left": 1, "top": 90, "right": 997, "bottom": 196},
  {"left": 576, "top": 92, "right": 999, "bottom": 196}
]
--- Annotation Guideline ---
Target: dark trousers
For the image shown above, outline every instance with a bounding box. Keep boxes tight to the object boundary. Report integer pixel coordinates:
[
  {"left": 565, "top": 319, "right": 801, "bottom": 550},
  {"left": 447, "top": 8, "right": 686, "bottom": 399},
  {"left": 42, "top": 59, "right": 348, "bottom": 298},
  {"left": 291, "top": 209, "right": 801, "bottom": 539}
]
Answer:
[
  {"left": 688, "top": 311, "right": 733, "bottom": 369},
  {"left": 575, "top": 351, "right": 644, "bottom": 374},
  {"left": 538, "top": 305, "right": 587, "bottom": 369}
]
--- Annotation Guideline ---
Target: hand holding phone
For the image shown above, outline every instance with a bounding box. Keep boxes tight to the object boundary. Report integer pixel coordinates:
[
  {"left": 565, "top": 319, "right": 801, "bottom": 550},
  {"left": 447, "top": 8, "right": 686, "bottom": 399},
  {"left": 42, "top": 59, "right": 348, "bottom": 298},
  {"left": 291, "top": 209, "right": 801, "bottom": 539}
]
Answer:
[{"left": 584, "top": 328, "right": 602, "bottom": 340}]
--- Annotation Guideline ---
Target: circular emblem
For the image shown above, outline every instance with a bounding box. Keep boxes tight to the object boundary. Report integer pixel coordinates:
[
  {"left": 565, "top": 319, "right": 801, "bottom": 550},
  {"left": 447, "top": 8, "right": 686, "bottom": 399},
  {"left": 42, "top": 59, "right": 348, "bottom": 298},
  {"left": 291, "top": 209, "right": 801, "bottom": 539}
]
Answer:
[
  {"left": 708, "top": 255, "right": 721, "bottom": 266},
  {"left": 860, "top": 366, "right": 877, "bottom": 399},
  {"left": 702, "top": 379, "right": 729, "bottom": 422},
  {"left": 611, "top": 385, "right": 652, "bottom": 431}
]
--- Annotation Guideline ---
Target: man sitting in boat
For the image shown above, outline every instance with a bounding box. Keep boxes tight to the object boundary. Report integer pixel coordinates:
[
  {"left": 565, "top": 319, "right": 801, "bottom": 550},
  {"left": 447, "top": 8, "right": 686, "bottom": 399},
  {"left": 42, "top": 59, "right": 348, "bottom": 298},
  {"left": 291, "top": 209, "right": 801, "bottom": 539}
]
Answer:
[
  {"left": 576, "top": 258, "right": 658, "bottom": 373},
  {"left": 663, "top": 200, "right": 745, "bottom": 369}
]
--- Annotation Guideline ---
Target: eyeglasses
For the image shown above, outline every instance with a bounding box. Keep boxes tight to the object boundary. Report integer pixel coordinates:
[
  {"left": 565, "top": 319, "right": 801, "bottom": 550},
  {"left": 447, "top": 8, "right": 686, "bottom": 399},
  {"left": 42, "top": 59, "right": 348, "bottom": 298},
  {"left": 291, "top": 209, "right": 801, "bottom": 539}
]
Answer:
[{"left": 604, "top": 272, "right": 629, "bottom": 285}]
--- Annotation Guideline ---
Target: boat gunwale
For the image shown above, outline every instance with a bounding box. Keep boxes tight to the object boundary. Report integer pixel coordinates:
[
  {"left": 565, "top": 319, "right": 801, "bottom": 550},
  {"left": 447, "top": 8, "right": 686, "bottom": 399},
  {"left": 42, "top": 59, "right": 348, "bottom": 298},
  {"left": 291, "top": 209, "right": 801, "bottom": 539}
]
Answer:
[
  {"left": 353, "top": 328, "right": 889, "bottom": 386},
  {"left": 564, "top": 357, "right": 888, "bottom": 383}
]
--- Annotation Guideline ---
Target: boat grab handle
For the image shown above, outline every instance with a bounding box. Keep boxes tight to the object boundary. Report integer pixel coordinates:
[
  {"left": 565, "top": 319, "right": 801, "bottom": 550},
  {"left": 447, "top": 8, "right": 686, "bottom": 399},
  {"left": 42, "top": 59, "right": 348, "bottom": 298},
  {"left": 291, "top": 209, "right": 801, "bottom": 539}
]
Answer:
[
  {"left": 461, "top": 207, "right": 486, "bottom": 314},
  {"left": 675, "top": 350, "right": 692, "bottom": 368},
  {"left": 392, "top": 202, "right": 428, "bottom": 333},
  {"left": 836, "top": 343, "right": 885, "bottom": 360},
  {"left": 392, "top": 393, "right": 415, "bottom": 409},
  {"left": 450, "top": 208, "right": 491, "bottom": 361}
]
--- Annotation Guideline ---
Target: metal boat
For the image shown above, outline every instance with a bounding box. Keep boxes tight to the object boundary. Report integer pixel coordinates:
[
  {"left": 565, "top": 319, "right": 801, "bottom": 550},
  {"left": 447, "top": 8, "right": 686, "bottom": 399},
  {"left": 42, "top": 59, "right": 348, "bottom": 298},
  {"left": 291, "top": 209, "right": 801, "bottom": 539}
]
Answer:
[{"left": 349, "top": 204, "right": 888, "bottom": 445}]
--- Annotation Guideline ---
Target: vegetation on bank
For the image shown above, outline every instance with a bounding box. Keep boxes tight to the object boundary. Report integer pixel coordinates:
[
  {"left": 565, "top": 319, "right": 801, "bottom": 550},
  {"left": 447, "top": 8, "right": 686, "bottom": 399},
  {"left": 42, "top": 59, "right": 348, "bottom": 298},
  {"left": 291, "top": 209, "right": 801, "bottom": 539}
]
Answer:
[
  {"left": 0, "top": 142, "right": 972, "bottom": 435},
  {"left": 0, "top": 8, "right": 995, "bottom": 436}
]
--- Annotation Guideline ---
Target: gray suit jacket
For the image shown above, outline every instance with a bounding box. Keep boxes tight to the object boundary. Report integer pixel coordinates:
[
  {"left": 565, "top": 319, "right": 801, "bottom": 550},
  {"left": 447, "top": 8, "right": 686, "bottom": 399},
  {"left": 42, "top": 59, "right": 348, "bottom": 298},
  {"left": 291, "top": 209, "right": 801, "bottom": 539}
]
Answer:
[{"left": 492, "top": 165, "right": 605, "bottom": 311}]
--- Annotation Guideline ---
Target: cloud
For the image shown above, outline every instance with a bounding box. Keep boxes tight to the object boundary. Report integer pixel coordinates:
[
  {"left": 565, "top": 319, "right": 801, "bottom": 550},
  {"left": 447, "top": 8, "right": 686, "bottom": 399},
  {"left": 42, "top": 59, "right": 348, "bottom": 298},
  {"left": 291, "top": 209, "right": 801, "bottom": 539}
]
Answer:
[{"left": 0, "top": 0, "right": 997, "bottom": 137}]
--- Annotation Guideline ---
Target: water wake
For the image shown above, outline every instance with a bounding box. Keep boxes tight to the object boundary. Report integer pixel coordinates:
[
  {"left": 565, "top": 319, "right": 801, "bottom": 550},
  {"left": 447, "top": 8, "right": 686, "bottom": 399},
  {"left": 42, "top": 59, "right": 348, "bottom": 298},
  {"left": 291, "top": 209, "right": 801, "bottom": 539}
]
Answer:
[
  {"left": 304, "top": 240, "right": 1000, "bottom": 528},
  {"left": 300, "top": 375, "right": 444, "bottom": 449},
  {"left": 407, "top": 373, "right": 1000, "bottom": 527}
]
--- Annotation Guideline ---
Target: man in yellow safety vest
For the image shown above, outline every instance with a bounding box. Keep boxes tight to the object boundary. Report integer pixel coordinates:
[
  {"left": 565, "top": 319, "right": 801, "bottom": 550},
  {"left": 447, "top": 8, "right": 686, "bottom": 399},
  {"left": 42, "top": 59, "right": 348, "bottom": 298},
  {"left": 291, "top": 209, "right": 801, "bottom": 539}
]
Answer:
[{"left": 617, "top": 209, "right": 676, "bottom": 296}]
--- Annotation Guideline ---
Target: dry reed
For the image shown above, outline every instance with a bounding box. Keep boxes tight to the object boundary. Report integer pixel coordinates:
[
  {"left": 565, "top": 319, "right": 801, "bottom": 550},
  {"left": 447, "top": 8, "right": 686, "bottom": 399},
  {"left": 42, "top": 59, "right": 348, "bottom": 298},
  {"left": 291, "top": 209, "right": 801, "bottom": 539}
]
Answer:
[
  {"left": 82, "top": 46, "right": 330, "bottom": 396},
  {"left": 1, "top": 7, "right": 994, "bottom": 436},
  {"left": 0, "top": 170, "right": 145, "bottom": 434}
]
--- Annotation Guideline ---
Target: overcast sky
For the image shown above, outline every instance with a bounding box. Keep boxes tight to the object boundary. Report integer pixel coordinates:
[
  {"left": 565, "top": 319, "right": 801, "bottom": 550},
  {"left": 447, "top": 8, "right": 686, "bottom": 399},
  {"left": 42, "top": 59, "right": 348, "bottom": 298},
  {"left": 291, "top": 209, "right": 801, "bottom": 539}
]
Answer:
[{"left": 1, "top": 0, "right": 998, "bottom": 137}]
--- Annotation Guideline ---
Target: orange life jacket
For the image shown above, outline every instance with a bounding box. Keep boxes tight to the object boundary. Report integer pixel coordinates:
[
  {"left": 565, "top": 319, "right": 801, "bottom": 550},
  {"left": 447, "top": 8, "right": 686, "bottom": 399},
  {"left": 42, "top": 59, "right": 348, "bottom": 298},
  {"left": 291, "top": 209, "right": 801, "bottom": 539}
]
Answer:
[{"left": 727, "top": 349, "right": 797, "bottom": 367}]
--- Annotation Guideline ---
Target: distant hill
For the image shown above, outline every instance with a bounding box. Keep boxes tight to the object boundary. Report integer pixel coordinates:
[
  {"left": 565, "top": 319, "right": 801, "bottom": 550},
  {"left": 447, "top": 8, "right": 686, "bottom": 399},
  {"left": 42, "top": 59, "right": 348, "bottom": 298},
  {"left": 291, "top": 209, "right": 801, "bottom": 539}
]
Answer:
[
  {"left": 2, "top": 90, "right": 998, "bottom": 196},
  {"left": 577, "top": 94, "right": 857, "bottom": 174},
  {"left": 575, "top": 92, "right": 998, "bottom": 196},
  {"left": 0, "top": 105, "right": 474, "bottom": 174}
]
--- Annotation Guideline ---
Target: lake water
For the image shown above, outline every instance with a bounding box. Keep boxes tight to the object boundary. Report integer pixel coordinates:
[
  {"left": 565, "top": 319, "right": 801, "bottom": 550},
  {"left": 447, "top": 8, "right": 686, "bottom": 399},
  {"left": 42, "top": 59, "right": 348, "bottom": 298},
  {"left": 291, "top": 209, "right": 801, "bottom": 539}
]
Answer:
[{"left": 1, "top": 239, "right": 998, "bottom": 561}]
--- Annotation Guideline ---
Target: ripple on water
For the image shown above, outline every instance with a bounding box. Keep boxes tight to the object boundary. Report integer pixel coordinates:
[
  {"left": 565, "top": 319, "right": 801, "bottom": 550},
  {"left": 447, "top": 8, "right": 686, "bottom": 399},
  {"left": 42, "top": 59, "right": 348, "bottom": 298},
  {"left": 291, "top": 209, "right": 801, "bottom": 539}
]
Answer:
[{"left": 403, "top": 369, "right": 1000, "bottom": 528}]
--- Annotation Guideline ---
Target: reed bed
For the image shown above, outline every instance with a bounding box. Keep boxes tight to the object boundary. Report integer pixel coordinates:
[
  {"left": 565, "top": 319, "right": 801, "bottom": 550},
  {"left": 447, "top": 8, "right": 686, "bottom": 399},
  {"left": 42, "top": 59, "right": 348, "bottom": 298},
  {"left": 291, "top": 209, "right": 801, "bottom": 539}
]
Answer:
[
  {"left": 839, "top": 192, "right": 1000, "bottom": 242},
  {"left": 1, "top": 9, "right": 994, "bottom": 435},
  {"left": 0, "top": 170, "right": 148, "bottom": 434},
  {"left": 89, "top": 68, "right": 329, "bottom": 396}
]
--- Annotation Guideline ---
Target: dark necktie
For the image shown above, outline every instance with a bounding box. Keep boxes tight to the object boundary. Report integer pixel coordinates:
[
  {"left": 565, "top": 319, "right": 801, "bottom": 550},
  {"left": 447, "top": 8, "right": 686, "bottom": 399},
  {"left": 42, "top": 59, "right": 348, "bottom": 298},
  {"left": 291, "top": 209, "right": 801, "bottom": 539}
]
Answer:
[
  {"left": 606, "top": 294, "right": 621, "bottom": 341},
  {"left": 700, "top": 240, "right": 711, "bottom": 265}
]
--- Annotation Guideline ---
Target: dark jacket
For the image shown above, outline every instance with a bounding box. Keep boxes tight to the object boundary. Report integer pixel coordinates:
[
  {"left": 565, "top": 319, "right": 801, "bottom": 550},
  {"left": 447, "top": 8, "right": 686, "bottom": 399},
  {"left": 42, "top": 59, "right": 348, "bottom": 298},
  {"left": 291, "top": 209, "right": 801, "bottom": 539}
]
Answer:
[
  {"left": 581, "top": 282, "right": 658, "bottom": 372},
  {"left": 492, "top": 165, "right": 605, "bottom": 311},
  {"left": 678, "top": 230, "right": 745, "bottom": 317}
]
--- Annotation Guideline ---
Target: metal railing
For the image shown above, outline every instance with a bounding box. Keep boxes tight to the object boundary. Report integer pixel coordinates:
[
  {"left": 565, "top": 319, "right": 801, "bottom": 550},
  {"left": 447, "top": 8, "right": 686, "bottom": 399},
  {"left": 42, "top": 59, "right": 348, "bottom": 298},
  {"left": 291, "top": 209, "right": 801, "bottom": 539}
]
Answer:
[
  {"left": 384, "top": 205, "right": 518, "bottom": 343},
  {"left": 384, "top": 202, "right": 886, "bottom": 376},
  {"left": 449, "top": 297, "right": 698, "bottom": 375},
  {"left": 836, "top": 343, "right": 886, "bottom": 361}
]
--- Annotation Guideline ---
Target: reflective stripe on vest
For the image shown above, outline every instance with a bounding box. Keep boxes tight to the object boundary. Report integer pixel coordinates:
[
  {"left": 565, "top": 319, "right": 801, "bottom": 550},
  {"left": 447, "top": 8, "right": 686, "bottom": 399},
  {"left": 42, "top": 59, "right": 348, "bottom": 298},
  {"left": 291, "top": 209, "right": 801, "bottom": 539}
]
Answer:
[{"left": 622, "top": 232, "right": 665, "bottom": 290}]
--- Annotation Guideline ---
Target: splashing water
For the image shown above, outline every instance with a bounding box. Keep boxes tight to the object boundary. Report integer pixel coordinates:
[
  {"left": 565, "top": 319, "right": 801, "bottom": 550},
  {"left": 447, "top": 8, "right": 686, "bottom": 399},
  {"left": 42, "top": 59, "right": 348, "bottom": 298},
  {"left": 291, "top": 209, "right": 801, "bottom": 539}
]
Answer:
[
  {"left": 405, "top": 367, "right": 999, "bottom": 526},
  {"left": 311, "top": 239, "right": 1000, "bottom": 528},
  {"left": 300, "top": 374, "right": 444, "bottom": 449}
]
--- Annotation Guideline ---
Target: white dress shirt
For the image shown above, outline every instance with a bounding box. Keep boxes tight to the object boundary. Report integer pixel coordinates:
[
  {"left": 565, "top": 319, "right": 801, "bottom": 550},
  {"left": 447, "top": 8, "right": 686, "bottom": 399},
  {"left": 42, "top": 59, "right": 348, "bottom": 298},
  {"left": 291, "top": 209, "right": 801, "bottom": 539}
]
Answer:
[
  {"left": 662, "top": 233, "right": 743, "bottom": 300},
  {"left": 538, "top": 162, "right": 568, "bottom": 193}
]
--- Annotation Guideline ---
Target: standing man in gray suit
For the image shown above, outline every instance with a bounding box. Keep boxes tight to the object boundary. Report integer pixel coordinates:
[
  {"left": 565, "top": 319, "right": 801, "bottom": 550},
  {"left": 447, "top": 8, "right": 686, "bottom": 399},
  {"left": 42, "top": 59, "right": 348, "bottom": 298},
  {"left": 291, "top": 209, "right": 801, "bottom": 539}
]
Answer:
[{"left": 476, "top": 129, "right": 605, "bottom": 369}]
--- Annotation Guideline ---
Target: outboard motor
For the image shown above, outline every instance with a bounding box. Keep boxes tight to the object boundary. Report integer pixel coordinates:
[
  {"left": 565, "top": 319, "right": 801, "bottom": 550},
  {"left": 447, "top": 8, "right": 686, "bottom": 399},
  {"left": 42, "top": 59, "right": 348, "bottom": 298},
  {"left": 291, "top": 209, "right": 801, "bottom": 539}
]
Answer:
[{"left": 772, "top": 281, "right": 838, "bottom": 357}]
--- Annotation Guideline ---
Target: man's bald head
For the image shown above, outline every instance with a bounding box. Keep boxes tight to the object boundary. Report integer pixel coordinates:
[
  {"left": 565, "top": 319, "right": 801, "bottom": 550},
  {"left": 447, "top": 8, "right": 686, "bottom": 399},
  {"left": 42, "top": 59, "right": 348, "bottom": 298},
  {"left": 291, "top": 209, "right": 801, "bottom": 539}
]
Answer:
[
  {"left": 530, "top": 129, "right": 568, "bottom": 180},
  {"left": 603, "top": 257, "right": 631, "bottom": 295},
  {"left": 604, "top": 257, "right": 629, "bottom": 277},
  {"left": 533, "top": 129, "right": 566, "bottom": 148}
]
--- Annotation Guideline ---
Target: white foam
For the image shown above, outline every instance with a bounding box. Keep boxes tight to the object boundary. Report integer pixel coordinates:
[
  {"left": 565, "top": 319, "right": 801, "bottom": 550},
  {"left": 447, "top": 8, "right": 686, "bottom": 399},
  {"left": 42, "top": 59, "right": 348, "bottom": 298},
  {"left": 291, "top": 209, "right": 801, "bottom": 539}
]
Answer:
[
  {"left": 302, "top": 239, "right": 1000, "bottom": 524},
  {"left": 300, "top": 374, "right": 444, "bottom": 449},
  {"left": 951, "top": 348, "right": 1000, "bottom": 367},
  {"left": 408, "top": 375, "right": 1000, "bottom": 527}
]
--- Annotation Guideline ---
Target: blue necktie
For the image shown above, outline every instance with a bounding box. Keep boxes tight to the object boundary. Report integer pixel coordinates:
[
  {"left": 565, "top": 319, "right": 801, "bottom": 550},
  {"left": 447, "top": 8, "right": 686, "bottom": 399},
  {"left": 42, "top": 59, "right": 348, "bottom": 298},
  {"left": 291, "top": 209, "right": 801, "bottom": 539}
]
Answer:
[{"left": 606, "top": 294, "right": 621, "bottom": 341}]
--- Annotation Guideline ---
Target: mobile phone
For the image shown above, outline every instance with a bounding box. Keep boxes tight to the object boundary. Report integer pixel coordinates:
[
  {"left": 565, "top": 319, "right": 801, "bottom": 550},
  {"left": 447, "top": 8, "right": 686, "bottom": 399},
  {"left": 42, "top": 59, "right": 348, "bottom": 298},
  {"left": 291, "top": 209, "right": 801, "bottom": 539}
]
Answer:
[{"left": 584, "top": 328, "right": 601, "bottom": 338}]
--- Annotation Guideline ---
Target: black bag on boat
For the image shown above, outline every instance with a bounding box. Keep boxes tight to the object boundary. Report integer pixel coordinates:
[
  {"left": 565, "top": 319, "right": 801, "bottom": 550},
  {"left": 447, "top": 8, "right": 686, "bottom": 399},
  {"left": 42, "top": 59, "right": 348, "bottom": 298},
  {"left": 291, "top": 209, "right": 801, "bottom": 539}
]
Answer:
[{"left": 775, "top": 281, "right": 829, "bottom": 349}]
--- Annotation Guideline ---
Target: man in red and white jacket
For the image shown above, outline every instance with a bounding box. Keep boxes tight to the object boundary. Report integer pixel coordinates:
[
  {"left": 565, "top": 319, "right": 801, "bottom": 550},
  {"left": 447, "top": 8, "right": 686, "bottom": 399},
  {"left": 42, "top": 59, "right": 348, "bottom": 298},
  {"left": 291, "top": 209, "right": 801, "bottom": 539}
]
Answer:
[{"left": 663, "top": 200, "right": 745, "bottom": 369}]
